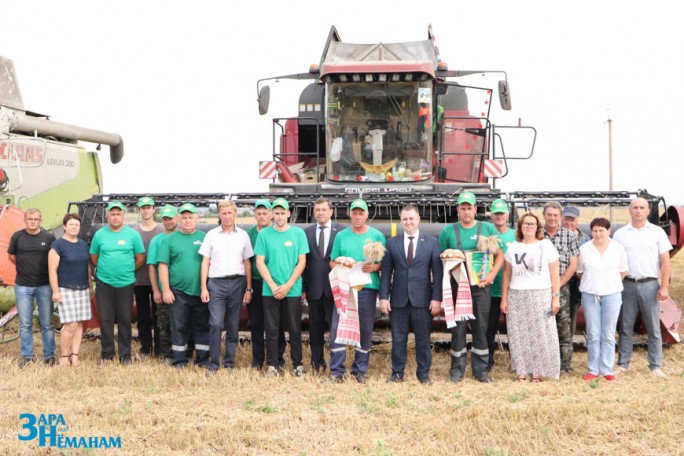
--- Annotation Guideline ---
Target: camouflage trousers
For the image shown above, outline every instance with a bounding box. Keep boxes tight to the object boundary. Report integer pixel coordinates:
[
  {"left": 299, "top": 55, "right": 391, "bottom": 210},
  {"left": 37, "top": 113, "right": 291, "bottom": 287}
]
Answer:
[
  {"left": 555, "top": 284, "right": 573, "bottom": 371},
  {"left": 156, "top": 302, "right": 172, "bottom": 359}
]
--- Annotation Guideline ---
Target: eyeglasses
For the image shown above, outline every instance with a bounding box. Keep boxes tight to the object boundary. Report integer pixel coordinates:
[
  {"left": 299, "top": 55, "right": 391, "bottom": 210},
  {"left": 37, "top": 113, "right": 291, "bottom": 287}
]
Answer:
[
  {"left": 522, "top": 222, "right": 537, "bottom": 227},
  {"left": 25, "top": 218, "right": 41, "bottom": 222}
]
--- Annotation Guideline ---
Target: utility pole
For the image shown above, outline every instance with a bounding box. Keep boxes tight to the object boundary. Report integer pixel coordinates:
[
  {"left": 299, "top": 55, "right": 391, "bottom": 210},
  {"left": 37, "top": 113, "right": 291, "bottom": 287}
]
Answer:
[{"left": 607, "top": 113, "right": 614, "bottom": 223}]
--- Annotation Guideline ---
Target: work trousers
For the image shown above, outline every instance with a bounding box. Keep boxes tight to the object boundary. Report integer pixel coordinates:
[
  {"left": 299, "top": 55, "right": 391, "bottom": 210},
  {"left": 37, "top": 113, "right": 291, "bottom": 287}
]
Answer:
[
  {"left": 617, "top": 280, "right": 662, "bottom": 370},
  {"left": 168, "top": 289, "right": 210, "bottom": 367},
  {"left": 95, "top": 280, "right": 135, "bottom": 361},
  {"left": 134, "top": 285, "right": 158, "bottom": 355},
  {"left": 247, "top": 280, "right": 285, "bottom": 368},
  {"left": 207, "top": 276, "right": 245, "bottom": 370},
  {"left": 450, "top": 284, "right": 490, "bottom": 381},
  {"left": 329, "top": 288, "right": 378, "bottom": 377},
  {"left": 264, "top": 296, "right": 302, "bottom": 368}
]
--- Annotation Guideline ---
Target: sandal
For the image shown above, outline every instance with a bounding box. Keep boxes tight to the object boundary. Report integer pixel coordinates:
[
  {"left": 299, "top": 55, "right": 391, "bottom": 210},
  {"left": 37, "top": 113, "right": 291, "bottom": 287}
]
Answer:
[
  {"left": 69, "top": 353, "right": 79, "bottom": 366},
  {"left": 516, "top": 375, "right": 527, "bottom": 382},
  {"left": 59, "top": 355, "right": 71, "bottom": 367},
  {"left": 530, "top": 377, "right": 542, "bottom": 383}
]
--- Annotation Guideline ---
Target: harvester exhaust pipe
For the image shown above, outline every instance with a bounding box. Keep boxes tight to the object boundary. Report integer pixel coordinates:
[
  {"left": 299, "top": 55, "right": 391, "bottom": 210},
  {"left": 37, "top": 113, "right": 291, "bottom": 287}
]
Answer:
[{"left": 12, "top": 114, "right": 124, "bottom": 164}]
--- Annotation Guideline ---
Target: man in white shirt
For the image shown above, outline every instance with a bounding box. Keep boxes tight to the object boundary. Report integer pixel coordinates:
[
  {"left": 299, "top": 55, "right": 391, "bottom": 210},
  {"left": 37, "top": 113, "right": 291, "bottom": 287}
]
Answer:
[
  {"left": 612, "top": 197, "right": 672, "bottom": 378},
  {"left": 199, "top": 200, "right": 254, "bottom": 372}
]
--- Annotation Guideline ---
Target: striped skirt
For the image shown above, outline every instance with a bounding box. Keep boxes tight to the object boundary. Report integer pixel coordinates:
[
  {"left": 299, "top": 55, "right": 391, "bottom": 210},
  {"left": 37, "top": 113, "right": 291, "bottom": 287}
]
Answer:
[
  {"left": 58, "top": 288, "right": 92, "bottom": 323},
  {"left": 507, "top": 288, "right": 560, "bottom": 379}
]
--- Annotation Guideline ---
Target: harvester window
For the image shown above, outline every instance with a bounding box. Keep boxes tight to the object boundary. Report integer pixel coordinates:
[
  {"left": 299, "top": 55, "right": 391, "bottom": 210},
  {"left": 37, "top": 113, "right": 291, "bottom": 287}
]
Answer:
[{"left": 325, "top": 81, "right": 433, "bottom": 182}]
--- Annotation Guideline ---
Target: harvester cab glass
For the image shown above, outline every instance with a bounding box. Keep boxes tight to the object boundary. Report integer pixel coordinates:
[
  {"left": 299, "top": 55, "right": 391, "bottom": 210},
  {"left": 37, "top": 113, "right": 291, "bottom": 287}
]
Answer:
[{"left": 325, "top": 79, "right": 433, "bottom": 182}]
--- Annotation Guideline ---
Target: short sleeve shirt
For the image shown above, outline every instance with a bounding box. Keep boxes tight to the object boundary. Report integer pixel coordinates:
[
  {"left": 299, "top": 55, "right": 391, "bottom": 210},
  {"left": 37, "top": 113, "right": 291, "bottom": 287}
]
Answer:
[
  {"left": 438, "top": 221, "right": 499, "bottom": 252},
  {"left": 504, "top": 239, "right": 560, "bottom": 290},
  {"left": 133, "top": 223, "right": 163, "bottom": 285},
  {"left": 490, "top": 228, "right": 517, "bottom": 298},
  {"left": 330, "top": 226, "right": 386, "bottom": 290},
  {"left": 543, "top": 227, "right": 580, "bottom": 275},
  {"left": 8, "top": 229, "right": 55, "bottom": 286},
  {"left": 89, "top": 226, "right": 145, "bottom": 288},
  {"left": 157, "top": 230, "right": 206, "bottom": 296},
  {"left": 51, "top": 238, "right": 90, "bottom": 289},
  {"left": 577, "top": 240, "right": 628, "bottom": 295},
  {"left": 254, "top": 225, "right": 309, "bottom": 297},
  {"left": 612, "top": 222, "right": 672, "bottom": 279},
  {"left": 198, "top": 226, "right": 253, "bottom": 277},
  {"left": 247, "top": 225, "right": 263, "bottom": 281}
]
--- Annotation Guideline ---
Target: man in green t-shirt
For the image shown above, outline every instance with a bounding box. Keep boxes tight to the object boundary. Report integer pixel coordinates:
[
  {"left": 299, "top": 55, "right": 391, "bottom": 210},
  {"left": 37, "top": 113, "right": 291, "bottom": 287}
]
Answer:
[
  {"left": 90, "top": 201, "right": 145, "bottom": 365},
  {"left": 486, "top": 198, "right": 517, "bottom": 371},
  {"left": 438, "top": 191, "right": 503, "bottom": 383},
  {"left": 246, "top": 200, "right": 286, "bottom": 369},
  {"left": 328, "top": 199, "right": 386, "bottom": 383},
  {"left": 255, "top": 198, "right": 309, "bottom": 377},
  {"left": 158, "top": 203, "right": 208, "bottom": 368},
  {"left": 147, "top": 205, "right": 179, "bottom": 361}
]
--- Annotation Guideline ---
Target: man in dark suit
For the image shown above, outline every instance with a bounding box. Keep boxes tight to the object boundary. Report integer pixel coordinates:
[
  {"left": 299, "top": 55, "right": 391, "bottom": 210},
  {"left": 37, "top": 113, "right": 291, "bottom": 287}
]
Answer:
[
  {"left": 380, "top": 205, "right": 442, "bottom": 384},
  {"left": 303, "top": 197, "right": 345, "bottom": 373}
]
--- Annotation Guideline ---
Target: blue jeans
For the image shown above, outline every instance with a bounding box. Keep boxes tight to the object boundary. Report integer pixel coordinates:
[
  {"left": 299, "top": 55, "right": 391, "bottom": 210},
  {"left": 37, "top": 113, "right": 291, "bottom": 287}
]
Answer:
[
  {"left": 618, "top": 280, "right": 662, "bottom": 370},
  {"left": 582, "top": 292, "right": 622, "bottom": 375},
  {"left": 15, "top": 284, "right": 55, "bottom": 360}
]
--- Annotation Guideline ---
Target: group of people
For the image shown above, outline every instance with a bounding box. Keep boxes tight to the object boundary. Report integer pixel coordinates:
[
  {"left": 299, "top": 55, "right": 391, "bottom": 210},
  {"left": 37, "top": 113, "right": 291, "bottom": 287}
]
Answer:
[{"left": 9, "top": 193, "right": 672, "bottom": 383}]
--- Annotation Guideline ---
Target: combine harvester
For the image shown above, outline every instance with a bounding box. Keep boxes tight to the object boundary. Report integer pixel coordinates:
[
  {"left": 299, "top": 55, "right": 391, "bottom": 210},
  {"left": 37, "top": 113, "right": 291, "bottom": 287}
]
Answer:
[
  {"left": 5, "top": 27, "right": 683, "bottom": 343},
  {"left": 0, "top": 56, "right": 123, "bottom": 341}
]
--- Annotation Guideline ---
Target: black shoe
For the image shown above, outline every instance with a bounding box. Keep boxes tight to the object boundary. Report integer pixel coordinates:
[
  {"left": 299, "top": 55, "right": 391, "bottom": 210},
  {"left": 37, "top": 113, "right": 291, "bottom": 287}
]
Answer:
[
  {"left": 387, "top": 373, "right": 403, "bottom": 383},
  {"left": 419, "top": 377, "right": 432, "bottom": 385},
  {"left": 328, "top": 375, "right": 345, "bottom": 384},
  {"left": 353, "top": 373, "right": 368, "bottom": 384},
  {"left": 449, "top": 373, "right": 463, "bottom": 383},
  {"left": 18, "top": 358, "right": 33, "bottom": 369},
  {"left": 120, "top": 358, "right": 132, "bottom": 366},
  {"left": 477, "top": 375, "right": 493, "bottom": 384},
  {"left": 44, "top": 357, "right": 56, "bottom": 366}
]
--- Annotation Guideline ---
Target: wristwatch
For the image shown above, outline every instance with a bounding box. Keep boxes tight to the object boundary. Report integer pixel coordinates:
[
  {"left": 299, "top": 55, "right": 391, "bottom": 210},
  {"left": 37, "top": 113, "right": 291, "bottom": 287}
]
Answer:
[{"left": 246, "top": 288, "right": 254, "bottom": 293}]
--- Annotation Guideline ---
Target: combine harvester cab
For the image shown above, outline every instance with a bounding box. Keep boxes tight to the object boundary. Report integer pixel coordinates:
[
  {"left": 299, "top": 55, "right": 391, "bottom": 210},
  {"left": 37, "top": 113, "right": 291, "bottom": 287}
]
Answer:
[{"left": 0, "top": 56, "right": 123, "bottom": 320}]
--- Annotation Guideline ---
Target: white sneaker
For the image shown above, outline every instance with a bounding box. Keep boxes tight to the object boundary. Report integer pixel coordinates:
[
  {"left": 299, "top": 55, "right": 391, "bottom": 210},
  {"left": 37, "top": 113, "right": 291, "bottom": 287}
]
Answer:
[
  {"left": 294, "top": 366, "right": 305, "bottom": 377},
  {"left": 651, "top": 368, "right": 667, "bottom": 378},
  {"left": 266, "top": 366, "right": 279, "bottom": 378},
  {"left": 614, "top": 365, "right": 628, "bottom": 374}
]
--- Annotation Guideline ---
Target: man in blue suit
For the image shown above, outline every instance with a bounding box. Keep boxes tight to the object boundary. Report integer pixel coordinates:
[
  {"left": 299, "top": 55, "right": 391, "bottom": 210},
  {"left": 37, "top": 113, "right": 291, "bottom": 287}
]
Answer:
[
  {"left": 380, "top": 205, "right": 442, "bottom": 384},
  {"left": 303, "top": 197, "right": 345, "bottom": 373}
]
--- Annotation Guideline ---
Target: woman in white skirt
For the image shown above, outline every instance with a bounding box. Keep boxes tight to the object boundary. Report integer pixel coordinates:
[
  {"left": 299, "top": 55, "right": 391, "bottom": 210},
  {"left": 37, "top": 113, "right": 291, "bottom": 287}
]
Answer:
[
  {"left": 48, "top": 213, "right": 92, "bottom": 366},
  {"left": 501, "top": 212, "right": 561, "bottom": 382}
]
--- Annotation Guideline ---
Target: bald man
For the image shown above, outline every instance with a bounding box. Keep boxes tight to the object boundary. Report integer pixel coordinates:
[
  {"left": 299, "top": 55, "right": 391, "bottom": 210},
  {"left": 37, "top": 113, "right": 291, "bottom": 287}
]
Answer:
[{"left": 612, "top": 197, "right": 671, "bottom": 378}]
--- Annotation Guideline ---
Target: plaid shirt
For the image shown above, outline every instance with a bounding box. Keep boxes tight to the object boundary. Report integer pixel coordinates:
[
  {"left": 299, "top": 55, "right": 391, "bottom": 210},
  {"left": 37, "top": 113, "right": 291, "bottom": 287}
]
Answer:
[{"left": 544, "top": 226, "right": 580, "bottom": 275}]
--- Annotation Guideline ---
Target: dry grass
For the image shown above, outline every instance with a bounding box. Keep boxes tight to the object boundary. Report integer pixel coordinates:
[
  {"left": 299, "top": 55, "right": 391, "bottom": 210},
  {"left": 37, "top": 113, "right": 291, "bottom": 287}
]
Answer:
[{"left": 1, "top": 258, "right": 684, "bottom": 455}]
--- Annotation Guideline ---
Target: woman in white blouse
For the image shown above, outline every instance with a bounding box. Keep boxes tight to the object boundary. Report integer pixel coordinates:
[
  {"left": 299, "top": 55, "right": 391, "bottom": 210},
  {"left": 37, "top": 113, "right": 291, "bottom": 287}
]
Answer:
[{"left": 577, "top": 217, "right": 628, "bottom": 381}]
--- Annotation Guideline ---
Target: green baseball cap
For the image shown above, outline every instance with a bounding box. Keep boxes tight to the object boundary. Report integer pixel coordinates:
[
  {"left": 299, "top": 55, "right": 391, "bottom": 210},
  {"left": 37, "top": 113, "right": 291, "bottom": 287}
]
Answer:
[
  {"left": 349, "top": 199, "right": 368, "bottom": 212},
  {"left": 106, "top": 201, "right": 125, "bottom": 212},
  {"left": 489, "top": 198, "right": 508, "bottom": 214},
  {"left": 254, "top": 199, "right": 272, "bottom": 210},
  {"left": 159, "top": 205, "right": 177, "bottom": 218},
  {"left": 457, "top": 191, "right": 477, "bottom": 206},
  {"left": 178, "top": 203, "right": 198, "bottom": 214},
  {"left": 137, "top": 196, "right": 155, "bottom": 207},
  {"left": 272, "top": 198, "right": 289, "bottom": 210}
]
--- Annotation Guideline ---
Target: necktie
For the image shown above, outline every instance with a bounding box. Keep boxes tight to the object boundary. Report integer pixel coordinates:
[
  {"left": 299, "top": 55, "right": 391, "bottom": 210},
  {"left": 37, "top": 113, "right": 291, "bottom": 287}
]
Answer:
[
  {"left": 319, "top": 225, "right": 327, "bottom": 256},
  {"left": 407, "top": 236, "right": 414, "bottom": 265}
]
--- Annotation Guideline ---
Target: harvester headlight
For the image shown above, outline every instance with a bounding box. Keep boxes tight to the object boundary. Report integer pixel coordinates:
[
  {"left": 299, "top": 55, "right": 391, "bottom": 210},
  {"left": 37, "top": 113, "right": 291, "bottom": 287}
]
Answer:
[
  {"left": 391, "top": 74, "right": 401, "bottom": 82},
  {"left": 364, "top": 74, "right": 374, "bottom": 82},
  {"left": 339, "top": 74, "right": 348, "bottom": 82},
  {"left": 378, "top": 74, "right": 387, "bottom": 82},
  {"left": 404, "top": 73, "right": 413, "bottom": 81},
  {"left": 352, "top": 74, "right": 361, "bottom": 82}
]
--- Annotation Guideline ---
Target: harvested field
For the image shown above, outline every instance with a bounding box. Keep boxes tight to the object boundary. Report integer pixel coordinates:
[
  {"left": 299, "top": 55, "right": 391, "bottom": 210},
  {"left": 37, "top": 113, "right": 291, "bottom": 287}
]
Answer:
[{"left": 1, "top": 257, "right": 683, "bottom": 455}]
